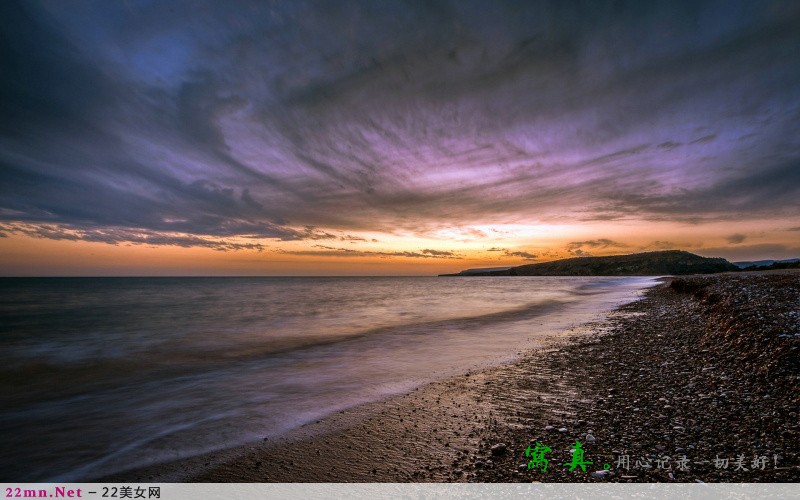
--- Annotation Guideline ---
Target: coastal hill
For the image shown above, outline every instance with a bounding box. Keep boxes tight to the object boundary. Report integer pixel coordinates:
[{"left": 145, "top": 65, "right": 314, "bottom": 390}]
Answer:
[
  {"left": 733, "top": 258, "right": 800, "bottom": 270},
  {"left": 440, "top": 250, "right": 739, "bottom": 276}
]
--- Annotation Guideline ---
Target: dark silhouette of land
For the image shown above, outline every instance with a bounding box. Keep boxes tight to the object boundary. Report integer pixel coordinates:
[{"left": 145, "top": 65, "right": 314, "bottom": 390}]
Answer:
[{"left": 440, "top": 250, "right": 739, "bottom": 276}]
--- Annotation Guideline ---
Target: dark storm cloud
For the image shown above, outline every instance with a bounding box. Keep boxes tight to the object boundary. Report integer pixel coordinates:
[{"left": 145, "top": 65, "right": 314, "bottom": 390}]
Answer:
[
  {"left": 605, "top": 160, "right": 800, "bottom": 222},
  {"left": 1, "top": 0, "right": 800, "bottom": 247}
]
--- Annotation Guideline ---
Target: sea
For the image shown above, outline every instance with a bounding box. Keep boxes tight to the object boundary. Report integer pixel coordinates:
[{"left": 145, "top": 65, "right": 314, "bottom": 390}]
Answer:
[{"left": 0, "top": 276, "right": 658, "bottom": 481}]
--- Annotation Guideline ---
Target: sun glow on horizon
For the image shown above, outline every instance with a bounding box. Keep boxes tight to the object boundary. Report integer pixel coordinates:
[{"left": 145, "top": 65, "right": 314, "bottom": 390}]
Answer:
[{"left": 2, "top": 216, "right": 799, "bottom": 276}]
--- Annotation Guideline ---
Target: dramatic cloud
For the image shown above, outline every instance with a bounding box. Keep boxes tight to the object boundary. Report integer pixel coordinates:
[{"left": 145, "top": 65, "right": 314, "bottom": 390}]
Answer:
[
  {"left": 643, "top": 241, "right": 679, "bottom": 250},
  {"left": 420, "top": 249, "right": 456, "bottom": 257},
  {"left": 503, "top": 251, "right": 538, "bottom": 260},
  {"left": 726, "top": 233, "right": 747, "bottom": 244},
  {"left": 483, "top": 247, "right": 537, "bottom": 259},
  {"left": 0, "top": 223, "right": 266, "bottom": 252},
  {"left": 1, "top": 0, "right": 799, "bottom": 253},
  {"left": 281, "top": 245, "right": 461, "bottom": 259},
  {"left": 566, "top": 239, "right": 628, "bottom": 255}
]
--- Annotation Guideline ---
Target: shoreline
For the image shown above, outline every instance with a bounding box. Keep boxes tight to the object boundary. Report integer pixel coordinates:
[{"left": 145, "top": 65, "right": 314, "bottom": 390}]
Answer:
[
  {"left": 103, "top": 270, "right": 799, "bottom": 482},
  {"left": 101, "top": 313, "right": 608, "bottom": 482}
]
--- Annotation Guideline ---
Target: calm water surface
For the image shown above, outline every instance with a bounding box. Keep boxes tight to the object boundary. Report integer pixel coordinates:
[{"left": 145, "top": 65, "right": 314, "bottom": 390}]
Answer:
[{"left": 0, "top": 276, "right": 657, "bottom": 480}]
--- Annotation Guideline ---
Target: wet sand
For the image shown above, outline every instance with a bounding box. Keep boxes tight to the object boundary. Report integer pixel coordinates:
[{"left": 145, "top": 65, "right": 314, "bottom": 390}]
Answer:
[{"left": 105, "top": 271, "right": 799, "bottom": 483}]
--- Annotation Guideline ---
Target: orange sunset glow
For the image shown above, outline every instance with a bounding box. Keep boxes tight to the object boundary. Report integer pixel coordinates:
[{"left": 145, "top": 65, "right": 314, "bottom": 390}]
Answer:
[{"left": 1, "top": 218, "right": 798, "bottom": 275}]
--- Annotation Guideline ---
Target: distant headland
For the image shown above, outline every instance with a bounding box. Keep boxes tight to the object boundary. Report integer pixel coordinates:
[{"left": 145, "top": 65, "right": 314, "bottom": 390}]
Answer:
[{"left": 439, "top": 250, "right": 743, "bottom": 276}]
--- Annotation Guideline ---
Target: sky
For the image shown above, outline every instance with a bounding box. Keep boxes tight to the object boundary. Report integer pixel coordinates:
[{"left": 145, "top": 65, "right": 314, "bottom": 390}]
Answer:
[{"left": 1, "top": 0, "right": 799, "bottom": 276}]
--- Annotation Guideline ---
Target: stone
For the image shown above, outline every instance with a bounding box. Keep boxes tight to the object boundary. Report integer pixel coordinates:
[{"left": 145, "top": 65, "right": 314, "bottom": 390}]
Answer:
[{"left": 490, "top": 443, "right": 507, "bottom": 455}]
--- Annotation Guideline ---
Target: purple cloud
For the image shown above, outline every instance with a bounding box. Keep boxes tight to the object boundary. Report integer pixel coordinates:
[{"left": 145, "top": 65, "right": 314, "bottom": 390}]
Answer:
[{"left": 0, "top": 1, "right": 798, "bottom": 250}]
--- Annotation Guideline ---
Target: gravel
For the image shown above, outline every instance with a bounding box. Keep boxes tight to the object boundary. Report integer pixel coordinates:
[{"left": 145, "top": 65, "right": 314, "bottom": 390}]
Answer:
[{"left": 469, "top": 271, "right": 799, "bottom": 483}]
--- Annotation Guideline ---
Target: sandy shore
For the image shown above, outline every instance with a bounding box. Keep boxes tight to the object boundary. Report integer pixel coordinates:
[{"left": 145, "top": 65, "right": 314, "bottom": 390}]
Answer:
[{"left": 105, "top": 270, "right": 799, "bottom": 483}]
